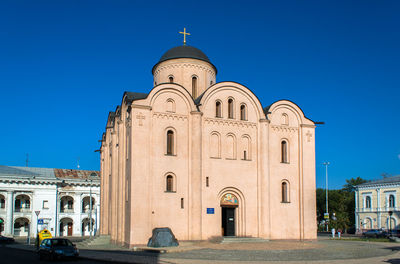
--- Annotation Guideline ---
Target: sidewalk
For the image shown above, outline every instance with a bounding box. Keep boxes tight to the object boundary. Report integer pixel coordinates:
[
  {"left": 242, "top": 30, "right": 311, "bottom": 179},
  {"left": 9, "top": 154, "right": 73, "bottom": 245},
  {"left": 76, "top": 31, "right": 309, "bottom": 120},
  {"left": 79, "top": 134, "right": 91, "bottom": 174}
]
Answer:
[{"left": 6, "top": 239, "right": 400, "bottom": 264}]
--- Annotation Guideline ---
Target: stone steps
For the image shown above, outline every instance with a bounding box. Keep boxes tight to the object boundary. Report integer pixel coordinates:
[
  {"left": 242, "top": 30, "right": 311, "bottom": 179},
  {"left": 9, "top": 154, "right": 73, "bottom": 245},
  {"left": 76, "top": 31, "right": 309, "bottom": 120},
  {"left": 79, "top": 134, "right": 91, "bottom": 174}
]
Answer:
[
  {"left": 221, "top": 237, "right": 269, "bottom": 243},
  {"left": 77, "top": 235, "right": 111, "bottom": 246}
]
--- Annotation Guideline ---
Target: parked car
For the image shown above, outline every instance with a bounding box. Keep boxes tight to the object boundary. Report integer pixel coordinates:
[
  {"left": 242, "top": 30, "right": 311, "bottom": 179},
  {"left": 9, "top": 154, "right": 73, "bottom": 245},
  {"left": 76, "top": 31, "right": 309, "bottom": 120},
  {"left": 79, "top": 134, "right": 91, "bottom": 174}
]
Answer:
[
  {"left": 362, "top": 229, "right": 389, "bottom": 238},
  {"left": 38, "top": 238, "right": 79, "bottom": 260},
  {"left": 0, "top": 235, "right": 15, "bottom": 244}
]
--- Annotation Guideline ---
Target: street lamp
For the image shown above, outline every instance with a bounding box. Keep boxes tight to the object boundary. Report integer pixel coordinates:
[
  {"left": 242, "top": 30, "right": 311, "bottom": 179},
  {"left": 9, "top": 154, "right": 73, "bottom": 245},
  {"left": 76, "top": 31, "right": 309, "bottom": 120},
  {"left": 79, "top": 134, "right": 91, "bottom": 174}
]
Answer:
[{"left": 323, "top": 162, "right": 330, "bottom": 232}]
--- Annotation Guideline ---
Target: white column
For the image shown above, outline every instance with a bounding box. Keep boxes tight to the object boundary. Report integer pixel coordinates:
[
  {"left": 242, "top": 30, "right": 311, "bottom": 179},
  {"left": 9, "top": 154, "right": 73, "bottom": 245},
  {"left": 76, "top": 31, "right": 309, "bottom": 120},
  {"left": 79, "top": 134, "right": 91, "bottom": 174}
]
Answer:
[
  {"left": 5, "top": 191, "right": 13, "bottom": 236},
  {"left": 377, "top": 188, "right": 381, "bottom": 229},
  {"left": 355, "top": 189, "right": 359, "bottom": 231}
]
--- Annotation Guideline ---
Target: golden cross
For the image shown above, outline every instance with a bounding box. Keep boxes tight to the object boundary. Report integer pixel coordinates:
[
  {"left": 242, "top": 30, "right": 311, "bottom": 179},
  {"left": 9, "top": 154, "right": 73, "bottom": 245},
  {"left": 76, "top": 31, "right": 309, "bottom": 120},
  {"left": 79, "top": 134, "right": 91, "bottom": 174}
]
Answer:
[{"left": 179, "top": 27, "right": 190, "bottom": 45}]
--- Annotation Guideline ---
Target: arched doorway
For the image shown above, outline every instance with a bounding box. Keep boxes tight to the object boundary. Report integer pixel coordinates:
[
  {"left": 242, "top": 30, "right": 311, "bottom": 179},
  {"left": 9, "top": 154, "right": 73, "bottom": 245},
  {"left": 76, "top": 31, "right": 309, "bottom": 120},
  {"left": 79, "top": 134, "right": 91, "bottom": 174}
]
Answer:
[
  {"left": 14, "top": 217, "right": 29, "bottom": 236},
  {"left": 220, "top": 193, "right": 239, "bottom": 236},
  {"left": 364, "top": 217, "right": 372, "bottom": 229},
  {"left": 81, "top": 218, "right": 94, "bottom": 236},
  {"left": 60, "top": 218, "right": 73, "bottom": 236}
]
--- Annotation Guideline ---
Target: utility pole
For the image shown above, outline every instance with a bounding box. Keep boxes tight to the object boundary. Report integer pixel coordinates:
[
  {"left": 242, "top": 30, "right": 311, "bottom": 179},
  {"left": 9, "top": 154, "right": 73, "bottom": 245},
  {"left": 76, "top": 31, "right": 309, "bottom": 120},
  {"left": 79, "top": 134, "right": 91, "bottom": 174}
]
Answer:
[{"left": 323, "top": 162, "right": 330, "bottom": 232}]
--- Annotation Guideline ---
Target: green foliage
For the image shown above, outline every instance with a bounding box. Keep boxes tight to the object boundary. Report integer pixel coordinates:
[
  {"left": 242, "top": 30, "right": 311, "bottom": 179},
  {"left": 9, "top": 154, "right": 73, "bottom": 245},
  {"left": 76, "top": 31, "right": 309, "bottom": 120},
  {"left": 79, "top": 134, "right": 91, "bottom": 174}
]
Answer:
[{"left": 316, "top": 177, "right": 367, "bottom": 232}]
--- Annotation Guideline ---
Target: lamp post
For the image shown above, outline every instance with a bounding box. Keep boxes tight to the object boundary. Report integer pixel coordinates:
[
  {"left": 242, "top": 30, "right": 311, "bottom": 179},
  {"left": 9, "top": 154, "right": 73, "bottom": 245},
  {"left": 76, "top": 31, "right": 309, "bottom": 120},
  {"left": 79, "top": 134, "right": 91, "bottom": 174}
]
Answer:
[
  {"left": 323, "top": 162, "right": 330, "bottom": 232},
  {"left": 389, "top": 211, "right": 393, "bottom": 237}
]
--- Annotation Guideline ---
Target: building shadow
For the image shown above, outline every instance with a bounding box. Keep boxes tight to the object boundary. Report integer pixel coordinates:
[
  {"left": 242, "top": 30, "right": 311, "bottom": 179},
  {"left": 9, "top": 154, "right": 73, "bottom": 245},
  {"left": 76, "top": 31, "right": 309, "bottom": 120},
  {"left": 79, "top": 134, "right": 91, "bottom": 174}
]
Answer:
[{"left": 81, "top": 249, "right": 160, "bottom": 264}]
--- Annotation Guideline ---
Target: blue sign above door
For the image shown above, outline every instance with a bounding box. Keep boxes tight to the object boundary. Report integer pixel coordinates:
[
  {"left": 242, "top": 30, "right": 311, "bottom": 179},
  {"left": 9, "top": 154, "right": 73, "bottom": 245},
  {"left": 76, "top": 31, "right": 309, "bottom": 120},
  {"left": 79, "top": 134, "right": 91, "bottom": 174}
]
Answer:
[{"left": 207, "top": 208, "right": 214, "bottom": 214}]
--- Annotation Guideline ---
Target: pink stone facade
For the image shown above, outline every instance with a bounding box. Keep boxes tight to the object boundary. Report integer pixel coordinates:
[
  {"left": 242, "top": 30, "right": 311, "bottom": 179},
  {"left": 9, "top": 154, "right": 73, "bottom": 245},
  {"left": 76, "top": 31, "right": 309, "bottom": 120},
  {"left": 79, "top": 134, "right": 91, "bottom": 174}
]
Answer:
[{"left": 100, "top": 46, "right": 317, "bottom": 246}]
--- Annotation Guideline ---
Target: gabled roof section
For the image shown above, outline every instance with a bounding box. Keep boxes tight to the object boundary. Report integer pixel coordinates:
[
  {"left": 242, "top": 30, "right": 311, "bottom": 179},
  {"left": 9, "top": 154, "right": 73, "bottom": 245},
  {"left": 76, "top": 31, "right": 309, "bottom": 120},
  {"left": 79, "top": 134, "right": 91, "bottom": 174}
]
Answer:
[
  {"left": 123, "top": 92, "right": 148, "bottom": 104},
  {"left": 357, "top": 175, "right": 400, "bottom": 187}
]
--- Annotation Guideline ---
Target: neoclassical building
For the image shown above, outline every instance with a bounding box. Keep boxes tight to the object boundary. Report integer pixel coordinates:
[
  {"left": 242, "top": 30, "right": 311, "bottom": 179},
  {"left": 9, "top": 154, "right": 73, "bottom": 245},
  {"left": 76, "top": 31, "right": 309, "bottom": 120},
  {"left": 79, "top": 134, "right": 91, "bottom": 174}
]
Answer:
[
  {"left": 100, "top": 44, "right": 317, "bottom": 246},
  {"left": 355, "top": 176, "right": 400, "bottom": 232},
  {"left": 0, "top": 166, "right": 100, "bottom": 237}
]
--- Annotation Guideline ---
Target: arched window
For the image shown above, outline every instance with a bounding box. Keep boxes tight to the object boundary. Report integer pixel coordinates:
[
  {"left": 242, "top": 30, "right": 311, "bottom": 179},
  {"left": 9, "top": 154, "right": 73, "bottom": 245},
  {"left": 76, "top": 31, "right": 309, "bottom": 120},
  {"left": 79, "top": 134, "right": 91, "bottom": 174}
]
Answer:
[
  {"left": 240, "top": 104, "right": 246, "bottom": 120},
  {"left": 192, "top": 76, "right": 197, "bottom": 98},
  {"left": 166, "top": 99, "right": 175, "bottom": 113},
  {"left": 216, "top": 101, "right": 222, "bottom": 118},
  {"left": 389, "top": 195, "right": 395, "bottom": 207},
  {"left": 226, "top": 134, "right": 236, "bottom": 159},
  {"left": 166, "top": 175, "right": 173, "bottom": 192},
  {"left": 281, "top": 140, "right": 288, "bottom": 163},
  {"left": 167, "top": 130, "right": 174, "bottom": 155},
  {"left": 241, "top": 135, "right": 251, "bottom": 160},
  {"left": 366, "top": 196, "right": 371, "bottom": 208},
  {"left": 228, "top": 99, "right": 234, "bottom": 119},
  {"left": 0, "top": 196, "right": 5, "bottom": 209},
  {"left": 282, "top": 181, "right": 289, "bottom": 202},
  {"left": 169, "top": 76, "right": 174, "bottom": 83}
]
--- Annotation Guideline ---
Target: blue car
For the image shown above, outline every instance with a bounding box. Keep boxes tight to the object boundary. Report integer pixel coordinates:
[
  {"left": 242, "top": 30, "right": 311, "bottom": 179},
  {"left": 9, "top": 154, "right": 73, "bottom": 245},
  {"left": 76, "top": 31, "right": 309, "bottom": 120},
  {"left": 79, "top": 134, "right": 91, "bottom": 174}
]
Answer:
[
  {"left": 38, "top": 238, "right": 79, "bottom": 261},
  {"left": 362, "top": 229, "right": 389, "bottom": 238}
]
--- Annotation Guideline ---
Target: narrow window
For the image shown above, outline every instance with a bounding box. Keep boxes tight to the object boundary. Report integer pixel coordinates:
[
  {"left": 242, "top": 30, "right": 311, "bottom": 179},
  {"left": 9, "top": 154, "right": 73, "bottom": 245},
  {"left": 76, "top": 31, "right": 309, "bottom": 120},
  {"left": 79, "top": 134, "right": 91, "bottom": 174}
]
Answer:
[
  {"left": 240, "top": 104, "right": 246, "bottom": 120},
  {"left": 216, "top": 101, "right": 222, "bottom": 118},
  {"left": 282, "top": 182, "right": 289, "bottom": 202},
  {"left": 366, "top": 196, "right": 371, "bottom": 208},
  {"left": 0, "top": 198, "right": 5, "bottom": 208},
  {"left": 181, "top": 198, "right": 184, "bottom": 209},
  {"left": 389, "top": 195, "right": 395, "bottom": 207},
  {"left": 243, "top": 150, "right": 247, "bottom": 160},
  {"left": 228, "top": 99, "right": 234, "bottom": 119},
  {"left": 192, "top": 76, "right": 197, "bottom": 98},
  {"left": 166, "top": 175, "right": 173, "bottom": 192},
  {"left": 42, "top": 200, "right": 49, "bottom": 209},
  {"left": 281, "top": 141, "right": 288, "bottom": 163},
  {"left": 169, "top": 76, "right": 174, "bottom": 83},
  {"left": 167, "top": 130, "right": 174, "bottom": 155},
  {"left": 206, "top": 177, "right": 209, "bottom": 187},
  {"left": 282, "top": 113, "right": 289, "bottom": 125}
]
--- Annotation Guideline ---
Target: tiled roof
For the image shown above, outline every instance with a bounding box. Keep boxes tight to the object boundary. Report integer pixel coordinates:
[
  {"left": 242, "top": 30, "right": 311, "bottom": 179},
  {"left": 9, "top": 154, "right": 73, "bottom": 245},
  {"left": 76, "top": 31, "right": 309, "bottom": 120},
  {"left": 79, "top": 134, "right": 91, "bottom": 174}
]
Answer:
[
  {"left": 357, "top": 175, "right": 400, "bottom": 187},
  {"left": 54, "top": 168, "right": 100, "bottom": 180},
  {"left": 0, "top": 165, "right": 100, "bottom": 182},
  {"left": 0, "top": 165, "right": 55, "bottom": 179}
]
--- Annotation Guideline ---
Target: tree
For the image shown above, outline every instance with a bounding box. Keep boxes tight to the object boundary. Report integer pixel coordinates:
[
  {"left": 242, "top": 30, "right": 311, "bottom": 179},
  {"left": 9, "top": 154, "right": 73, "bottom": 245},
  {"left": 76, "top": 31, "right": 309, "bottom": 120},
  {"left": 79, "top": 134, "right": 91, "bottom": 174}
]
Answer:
[
  {"left": 343, "top": 177, "right": 367, "bottom": 192},
  {"left": 316, "top": 177, "right": 367, "bottom": 232}
]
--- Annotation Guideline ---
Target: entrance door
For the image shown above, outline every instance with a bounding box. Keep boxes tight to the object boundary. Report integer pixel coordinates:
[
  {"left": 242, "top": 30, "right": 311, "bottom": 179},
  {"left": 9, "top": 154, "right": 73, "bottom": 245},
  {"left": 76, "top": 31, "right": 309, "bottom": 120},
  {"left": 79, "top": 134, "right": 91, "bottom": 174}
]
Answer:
[
  {"left": 222, "top": 207, "right": 235, "bottom": 236},
  {"left": 67, "top": 223, "right": 73, "bottom": 236}
]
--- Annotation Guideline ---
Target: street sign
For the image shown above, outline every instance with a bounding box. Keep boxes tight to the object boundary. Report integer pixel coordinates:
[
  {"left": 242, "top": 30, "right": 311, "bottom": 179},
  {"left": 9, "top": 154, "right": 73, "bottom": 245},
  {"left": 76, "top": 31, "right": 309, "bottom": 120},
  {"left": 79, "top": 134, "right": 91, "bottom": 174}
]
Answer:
[
  {"left": 38, "top": 219, "right": 44, "bottom": 225},
  {"left": 35, "top": 211, "right": 40, "bottom": 216},
  {"left": 207, "top": 208, "right": 215, "bottom": 214},
  {"left": 324, "top": 213, "right": 329, "bottom": 219}
]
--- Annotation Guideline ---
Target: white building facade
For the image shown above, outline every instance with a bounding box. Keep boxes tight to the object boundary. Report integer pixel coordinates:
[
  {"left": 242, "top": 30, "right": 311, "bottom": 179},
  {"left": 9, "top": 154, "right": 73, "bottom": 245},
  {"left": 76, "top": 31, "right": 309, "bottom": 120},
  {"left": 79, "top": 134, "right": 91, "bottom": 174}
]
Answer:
[
  {"left": 355, "top": 176, "right": 400, "bottom": 233},
  {"left": 0, "top": 166, "right": 100, "bottom": 238}
]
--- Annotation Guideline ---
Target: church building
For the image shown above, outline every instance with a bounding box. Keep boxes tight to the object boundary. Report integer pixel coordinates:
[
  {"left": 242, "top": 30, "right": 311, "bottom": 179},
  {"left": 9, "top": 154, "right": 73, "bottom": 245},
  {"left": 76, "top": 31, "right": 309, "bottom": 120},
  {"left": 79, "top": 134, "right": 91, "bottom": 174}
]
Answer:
[{"left": 100, "top": 32, "right": 317, "bottom": 246}]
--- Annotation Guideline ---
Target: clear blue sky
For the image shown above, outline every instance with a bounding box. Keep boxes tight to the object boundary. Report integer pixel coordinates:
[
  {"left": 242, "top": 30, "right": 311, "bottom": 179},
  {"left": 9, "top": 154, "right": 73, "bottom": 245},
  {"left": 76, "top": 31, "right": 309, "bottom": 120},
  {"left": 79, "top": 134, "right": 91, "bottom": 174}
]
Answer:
[{"left": 1, "top": 1, "right": 399, "bottom": 189}]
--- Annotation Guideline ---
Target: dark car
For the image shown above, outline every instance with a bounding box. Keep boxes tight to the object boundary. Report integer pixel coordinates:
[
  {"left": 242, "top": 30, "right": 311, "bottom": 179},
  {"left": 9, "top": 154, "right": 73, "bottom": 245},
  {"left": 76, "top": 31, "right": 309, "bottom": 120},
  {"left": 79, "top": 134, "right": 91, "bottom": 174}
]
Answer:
[
  {"left": 38, "top": 238, "right": 79, "bottom": 260},
  {"left": 0, "top": 235, "right": 15, "bottom": 244},
  {"left": 362, "top": 229, "right": 389, "bottom": 238}
]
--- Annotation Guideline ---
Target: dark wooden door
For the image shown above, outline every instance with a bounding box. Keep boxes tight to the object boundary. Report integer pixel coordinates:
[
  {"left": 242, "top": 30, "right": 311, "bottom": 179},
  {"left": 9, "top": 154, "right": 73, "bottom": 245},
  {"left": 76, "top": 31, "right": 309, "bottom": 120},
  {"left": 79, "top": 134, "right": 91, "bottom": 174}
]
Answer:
[
  {"left": 222, "top": 207, "right": 235, "bottom": 236},
  {"left": 67, "top": 223, "right": 73, "bottom": 236}
]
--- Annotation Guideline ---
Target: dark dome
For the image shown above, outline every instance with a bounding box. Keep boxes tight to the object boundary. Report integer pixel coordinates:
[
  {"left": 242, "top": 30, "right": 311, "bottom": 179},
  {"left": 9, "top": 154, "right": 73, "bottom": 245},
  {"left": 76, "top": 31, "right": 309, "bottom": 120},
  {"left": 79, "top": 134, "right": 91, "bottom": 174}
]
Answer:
[{"left": 152, "top": 45, "right": 217, "bottom": 73}]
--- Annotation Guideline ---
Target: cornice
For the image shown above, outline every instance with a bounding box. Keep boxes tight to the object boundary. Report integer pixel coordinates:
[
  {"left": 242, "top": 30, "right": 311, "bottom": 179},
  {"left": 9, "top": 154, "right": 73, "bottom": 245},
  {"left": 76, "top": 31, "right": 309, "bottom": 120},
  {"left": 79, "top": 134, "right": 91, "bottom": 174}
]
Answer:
[{"left": 204, "top": 118, "right": 257, "bottom": 128}]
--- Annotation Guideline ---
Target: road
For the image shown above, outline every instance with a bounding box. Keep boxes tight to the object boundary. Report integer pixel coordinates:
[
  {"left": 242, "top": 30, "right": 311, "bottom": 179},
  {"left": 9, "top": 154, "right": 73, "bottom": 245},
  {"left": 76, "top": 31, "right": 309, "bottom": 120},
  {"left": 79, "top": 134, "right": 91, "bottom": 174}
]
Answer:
[{"left": 0, "top": 245, "right": 128, "bottom": 264}]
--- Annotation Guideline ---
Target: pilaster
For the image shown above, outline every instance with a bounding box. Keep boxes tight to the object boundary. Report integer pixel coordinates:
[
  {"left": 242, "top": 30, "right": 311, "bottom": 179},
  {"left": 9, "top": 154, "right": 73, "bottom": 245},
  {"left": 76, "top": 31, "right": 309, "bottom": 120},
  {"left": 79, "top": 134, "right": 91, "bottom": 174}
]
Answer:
[{"left": 5, "top": 191, "right": 13, "bottom": 235}]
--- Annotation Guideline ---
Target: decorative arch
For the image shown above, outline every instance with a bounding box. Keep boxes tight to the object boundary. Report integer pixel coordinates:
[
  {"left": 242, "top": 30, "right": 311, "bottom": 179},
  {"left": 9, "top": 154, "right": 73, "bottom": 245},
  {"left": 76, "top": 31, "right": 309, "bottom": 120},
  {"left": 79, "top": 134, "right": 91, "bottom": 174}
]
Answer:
[
  {"left": 364, "top": 217, "right": 373, "bottom": 229},
  {"left": 225, "top": 133, "right": 236, "bottom": 159},
  {"left": 81, "top": 196, "right": 96, "bottom": 213},
  {"left": 218, "top": 187, "right": 246, "bottom": 237},
  {"left": 241, "top": 135, "right": 251, "bottom": 160},
  {"left": 281, "top": 113, "right": 289, "bottom": 125},
  {"left": 166, "top": 98, "right": 176, "bottom": 113},
  {"left": 266, "top": 100, "right": 315, "bottom": 126},
  {"left": 60, "top": 195, "right": 74, "bottom": 213},
  {"left": 210, "top": 132, "right": 221, "bottom": 158},
  {"left": 165, "top": 127, "right": 177, "bottom": 156},
  {"left": 13, "top": 217, "right": 30, "bottom": 237}
]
